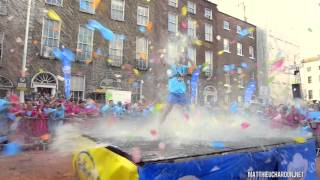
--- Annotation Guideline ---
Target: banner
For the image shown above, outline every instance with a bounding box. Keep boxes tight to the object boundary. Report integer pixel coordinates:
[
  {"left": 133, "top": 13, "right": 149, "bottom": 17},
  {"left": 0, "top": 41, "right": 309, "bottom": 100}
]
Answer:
[
  {"left": 105, "top": 89, "right": 132, "bottom": 104},
  {"left": 190, "top": 67, "right": 200, "bottom": 104},
  {"left": 138, "top": 139, "right": 317, "bottom": 180}
]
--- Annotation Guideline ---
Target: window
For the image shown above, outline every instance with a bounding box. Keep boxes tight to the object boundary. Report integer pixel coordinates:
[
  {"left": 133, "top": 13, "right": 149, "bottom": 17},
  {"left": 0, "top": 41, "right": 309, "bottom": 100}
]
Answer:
[
  {"left": 0, "top": 32, "right": 3, "bottom": 63},
  {"left": 137, "top": 6, "right": 149, "bottom": 26},
  {"left": 204, "top": 8, "right": 212, "bottom": 19},
  {"left": 223, "top": 38, "right": 230, "bottom": 52},
  {"left": 79, "top": 0, "right": 95, "bottom": 14},
  {"left": 168, "top": 12, "right": 178, "bottom": 33},
  {"left": 308, "top": 90, "right": 313, "bottom": 100},
  {"left": 249, "top": 31, "right": 254, "bottom": 38},
  {"left": 249, "top": 46, "right": 255, "bottom": 59},
  {"left": 308, "top": 76, "right": 312, "bottom": 83},
  {"left": 187, "top": 18, "right": 196, "bottom": 38},
  {"left": 187, "top": 47, "right": 196, "bottom": 66},
  {"left": 236, "top": 25, "right": 241, "bottom": 34},
  {"left": 307, "top": 67, "right": 311, "bottom": 72},
  {"left": 319, "top": 75, "right": 320, "bottom": 82},
  {"left": 167, "top": 43, "right": 179, "bottom": 64},
  {"left": 111, "top": 0, "right": 125, "bottom": 21},
  {"left": 225, "top": 73, "right": 231, "bottom": 84},
  {"left": 223, "top": 21, "right": 230, "bottom": 30},
  {"left": 168, "top": 0, "right": 178, "bottom": 7},
  {"left": 41, "top": 18, "right": 61, "bottom": 58},
  {"left": 205, "top": 23, "right": 213, "bottom": 42},
  {"left": 187, "top": 1, "right": 196, "bottom": 14},
  {"left": 318, "top": 66, "right": 320, "bottom": 70},
  {"left": 71, "top": 76, "right": 85, "bottom": 101},
  {"left": 76, "top": 26, "right": 94, "bottom": 62},
  {"left": 0, "top": 0, "right": 7, "bottom": 15},
  {"left": 109, "top": 34, "right": 124, "bottom": 67},
  {"left": 205, "top": 51, "right": 213, "bottom": 76},
  {"left": 136, "top": 37, "right": 148, "bottom": 70},
  {"left": 45, "top": 0, "right": 63, "bottom": 6},
  {"left": 237, "top": 43, "right": 243, "bottom": 56}
]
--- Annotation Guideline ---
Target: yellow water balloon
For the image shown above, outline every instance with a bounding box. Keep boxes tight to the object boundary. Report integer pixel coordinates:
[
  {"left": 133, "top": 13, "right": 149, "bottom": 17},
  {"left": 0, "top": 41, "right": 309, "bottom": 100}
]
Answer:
[{"left": 47, "top": 9, "right": 61, "bottom": 21}]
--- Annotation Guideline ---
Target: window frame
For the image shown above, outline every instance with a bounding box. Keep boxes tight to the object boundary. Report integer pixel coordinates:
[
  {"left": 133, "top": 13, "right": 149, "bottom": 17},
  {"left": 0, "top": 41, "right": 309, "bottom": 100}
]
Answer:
[
  {"left": 111, "top": 0, "right": 125, "bottom": 21},
  {"left": 236, "top": 25, "right": 242, "bottom": 34},
  {"left": 71, "top": 75, "right": 85, "bottom": 101},
  {"left": 249, "top": 31, "right": 254, "bottom": 39},
  {"left": 223, "top": 21, "right": 230, "bottom": 30},
  {"left": 168, "top": 12, "right": 178, "bottom": 33},
  {"left": 205, "top": 23, "right": 213, "bottom": 42},
  {"left": 187, "top": 1, "right": 196, "bottom": 14},
  {"left": 79, "top": 0, "right": 95, "bottom": 14},
  {"left": 308, "top": 90, "right": 313, "bottom": 100},
  {"left": 0, "top": 32, "right": 3, "bottom": 63},
  {"left": 136, "top": 36, "right": 149, "bottom": 70},
  {"left": 187, "top": 17, "right": 196, "bottom": 38},
  {"left": 109, "top": 33, "right": 124, "bottom": 67},
  {"left": 167, "top": 43, "right": 179, "bottom": 64},
  {"left": 307, "top": 67, "right": 311, "bottom": 72},
  {"left": 0, "top": 0, "right": 8, "bottom": 15},
  {"left": 204, "top": 8, "right": 212, "bottom": 20},
  {"left": 249, "top": 46, "right": 255, "bottom": 59},
  {"left": 137, "top": 5, "right": 149, "bottom": 26},
  {"left": 223, "top": 38, "right": 230, "bottom": 53},
  {"left": 237, "top": 42, "right": 243, "bottom": 56},
  {"left": 205, "top": 51, "right": 213, "bottom": 76},
  {"left": 45, "top": 0, "right": 63, "bottom": 6},
  {"left": 40, "top": 18, "right": 61, "bottom": 58},
  {"left": 308, "top": 76, "right": 312, "bottom": 84},
  {"left": 187, "top": 46, "right": 196, "bottom": 66},
  {"left": 76, "top": 25, "right": 94, "bottom": 62},
  {"left": 168, "top": 0, "right": 178, "bottom": 7}
]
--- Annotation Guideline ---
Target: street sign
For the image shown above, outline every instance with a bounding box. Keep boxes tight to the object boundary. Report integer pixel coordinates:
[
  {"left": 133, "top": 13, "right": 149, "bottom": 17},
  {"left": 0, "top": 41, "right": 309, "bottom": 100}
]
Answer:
[{"left": 17, "top": 77, "right": 27, "bottom": 90}]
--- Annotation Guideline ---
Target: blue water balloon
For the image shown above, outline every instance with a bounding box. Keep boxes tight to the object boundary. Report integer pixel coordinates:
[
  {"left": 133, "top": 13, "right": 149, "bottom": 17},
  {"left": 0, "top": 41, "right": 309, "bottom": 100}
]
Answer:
[
  {"left": 3, "top": 142, "right": 21, "bottom": 156},
  {"left": 211, "top": 141, "right": 225, "bottom": 149}
]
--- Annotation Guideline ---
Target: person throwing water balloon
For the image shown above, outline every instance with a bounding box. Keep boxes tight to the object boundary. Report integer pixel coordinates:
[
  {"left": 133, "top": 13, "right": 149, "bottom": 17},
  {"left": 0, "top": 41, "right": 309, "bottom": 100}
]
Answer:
[{"left": 159, "top": 57, "right": 195, "bottom": 124}]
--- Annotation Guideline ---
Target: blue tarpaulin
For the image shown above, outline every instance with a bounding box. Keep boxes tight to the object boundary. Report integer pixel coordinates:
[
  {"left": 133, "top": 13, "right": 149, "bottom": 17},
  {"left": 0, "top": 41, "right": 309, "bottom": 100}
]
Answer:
[
  {"left": 138, "top": 139, "right": 317, "bottom": 180},
  {"left": 307, "top": 112, "right": 320, "bottom": 120}
]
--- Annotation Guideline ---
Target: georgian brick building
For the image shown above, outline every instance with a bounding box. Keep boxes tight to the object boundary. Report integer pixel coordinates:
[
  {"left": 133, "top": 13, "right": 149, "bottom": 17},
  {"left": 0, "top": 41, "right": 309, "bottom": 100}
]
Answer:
[{"left": 0, "top": 0, "right": 257, "bottom": 105}]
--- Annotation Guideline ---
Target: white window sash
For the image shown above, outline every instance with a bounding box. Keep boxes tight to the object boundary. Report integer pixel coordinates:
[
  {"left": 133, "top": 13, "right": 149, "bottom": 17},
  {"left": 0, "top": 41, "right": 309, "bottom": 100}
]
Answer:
[
  {"left": 223, "top": 21, "right": 230, "bottom": 30},
  {"left": 45, "top": 0, "right": 63, "bottom": 6},
  {"left": 76, "top": 26, "right": 94, "bottom": 61},
  {"left": 187, "top": 18, "right": 196, "bottom": 37},
  {"left": 237, "top": 43, "right": 243, "bottom": 56},
  {"left": 0, "top": 32, "right": 3, "bottom": 63},
  {"left": 205, "top": 24, "right": 213, "bottom": 42},
  {"left": 223, "top": 39, "right": 230, "bottom": 52},
  {"left": 136, "top": 37, "right": 148, "bottom": 70},
  {"left": 249, "top": 46, "right": 255, "bottom": 59},
  {"left": 204, "top": 8, "right": 212, "bottom": 19},
  {"left": 0, "top": 0, "right": 8, "bottom": 15},
  {"left": 79, "top": 0, "right": 95, "bottom": 14},
  {"left": 109, "top": 34, "right": 124, "bottom": 67},
  {"left": 137, "top": 6, "right": 149, "bottom": 26},
  {"left": 168, "top": 0, "right": 178, "bottom": 7},
  {"left": 111, "top": 0, "right": 125, "bottom": 21},
  {"left": 168, "top": 13, "right": 178, "bottom": 33},
  {"left": 187, "top": 1, "right": 196, "bottom": 14},
  {"left": 41, "top": 18, "right": 61, "bottom": 57},
  {"left": 188, "top": 47, "right": 196, "bottom": 65},
  {"left": 237, "top": 26, "right": 241, "bottom": 34}
]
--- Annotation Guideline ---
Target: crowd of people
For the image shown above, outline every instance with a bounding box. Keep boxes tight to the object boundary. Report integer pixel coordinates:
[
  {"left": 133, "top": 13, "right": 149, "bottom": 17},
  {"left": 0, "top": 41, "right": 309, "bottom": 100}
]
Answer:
[{"left": 0, "top": 91, "right": 320, "bottom": 148}]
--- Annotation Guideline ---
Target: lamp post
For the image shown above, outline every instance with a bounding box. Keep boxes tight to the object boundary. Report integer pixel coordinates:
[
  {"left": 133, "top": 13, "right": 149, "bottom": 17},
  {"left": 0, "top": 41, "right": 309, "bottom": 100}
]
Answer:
[{"left": 19, "top": 0, "right": 32, "bottom": 103}]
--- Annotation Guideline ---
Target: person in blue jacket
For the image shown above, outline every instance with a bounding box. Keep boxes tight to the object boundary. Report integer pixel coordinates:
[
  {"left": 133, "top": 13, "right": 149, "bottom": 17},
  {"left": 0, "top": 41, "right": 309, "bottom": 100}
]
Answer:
[{"left": 159, "top": 58, "right": 193, "bottom": 124}]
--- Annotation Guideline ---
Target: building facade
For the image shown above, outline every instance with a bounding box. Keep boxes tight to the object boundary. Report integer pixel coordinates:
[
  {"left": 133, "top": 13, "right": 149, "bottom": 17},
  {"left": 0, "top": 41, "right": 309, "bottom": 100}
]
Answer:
[
  {"left": 0, "top": 0, "right": 257, "bottom": 105},
  {"left": 216, "top": 11, "right": 257, "bottom": 104},
  {"left": 300, "top": 56, "right": 320, "bottom": 102}
]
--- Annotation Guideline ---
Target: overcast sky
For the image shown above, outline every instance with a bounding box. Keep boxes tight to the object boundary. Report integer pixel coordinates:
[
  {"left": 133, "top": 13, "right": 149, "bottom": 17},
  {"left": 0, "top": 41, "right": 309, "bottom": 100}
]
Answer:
[{"left": 209, "top": 0, "right": 320, "bottom": 58}]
